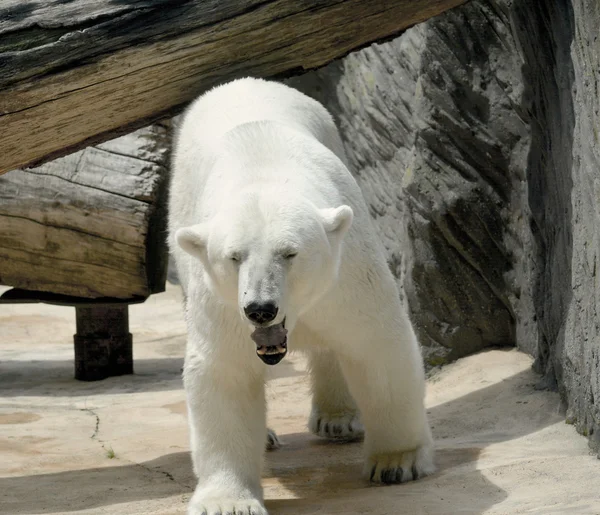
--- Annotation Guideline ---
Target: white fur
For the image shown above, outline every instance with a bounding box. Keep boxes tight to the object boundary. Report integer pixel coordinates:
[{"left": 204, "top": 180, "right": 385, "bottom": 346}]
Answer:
[{"left": 168, "top": 77, "right": 435, "bottom": 515}]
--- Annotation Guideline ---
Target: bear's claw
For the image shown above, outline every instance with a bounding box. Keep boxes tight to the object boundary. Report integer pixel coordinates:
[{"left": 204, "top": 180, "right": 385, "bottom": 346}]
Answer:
[
  {"left": 266, "top": 428, "right": 281, "bottom": 450},
  {"left": 366, "top": 447, "right": 435, "bottom": 484},
  {"left": 309, "top": 411, "right": 364, "bottom": 442},
  {"left": 189, "top": 498, "right": 267, "bottom": 515}
]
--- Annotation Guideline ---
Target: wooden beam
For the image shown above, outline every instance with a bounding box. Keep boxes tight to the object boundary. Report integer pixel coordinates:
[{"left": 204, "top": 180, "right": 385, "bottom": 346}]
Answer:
[
  {"left": 0, "top": 123, "right": 170, "bottom": 299},
  {"left": 0, "top": 0, "right": 467, "bottom": 175}
]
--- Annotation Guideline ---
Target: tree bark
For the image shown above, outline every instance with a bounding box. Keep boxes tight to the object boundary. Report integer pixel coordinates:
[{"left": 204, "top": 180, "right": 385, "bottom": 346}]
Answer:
[
  {"left": 0, "top": 0, "right": 468, "bottom": 175},
  {"left": 0, "top": 123, "right": 170, "bottom": 299}
]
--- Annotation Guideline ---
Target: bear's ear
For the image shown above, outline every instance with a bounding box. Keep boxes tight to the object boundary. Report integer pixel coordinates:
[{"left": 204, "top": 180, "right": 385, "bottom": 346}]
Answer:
[
  {"left": 320, "top": 205, "right": 353, "bottom": 237},
  {"left": 175, "top": 224, "right": 209, "bottom": 259}
]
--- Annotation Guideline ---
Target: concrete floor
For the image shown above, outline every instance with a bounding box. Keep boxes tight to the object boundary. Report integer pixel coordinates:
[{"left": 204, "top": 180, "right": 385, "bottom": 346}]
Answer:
[{"left": 1, "top": 284, "right": 599, "bottom": 514}]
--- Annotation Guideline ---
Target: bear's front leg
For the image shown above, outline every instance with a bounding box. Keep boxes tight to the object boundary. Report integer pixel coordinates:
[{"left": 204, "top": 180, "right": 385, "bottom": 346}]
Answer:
[
  {"left": 307, "top": 349, "right": 363, "bottom": 441},
  {"left": 336, "top": 324, "right": 435, "bottom": 485},
  {"left": 184, "top": 351, "right": 268, "bottom": 515}
]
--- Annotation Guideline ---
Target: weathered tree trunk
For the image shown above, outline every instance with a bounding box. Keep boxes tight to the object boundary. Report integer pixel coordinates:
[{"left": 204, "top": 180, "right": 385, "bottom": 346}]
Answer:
[
  {"left": 0, "top": 123, "right": 170, "bottom": 299},
  {"left": 0, "top": 0, "right": 469, "bottom": 175}
]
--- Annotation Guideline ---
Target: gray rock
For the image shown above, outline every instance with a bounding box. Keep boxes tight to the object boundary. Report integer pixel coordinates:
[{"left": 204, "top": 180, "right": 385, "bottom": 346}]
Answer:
[
  {"left": 288, "top": 0, "right": 599, "bottom": 452},
  {"left": 565, "top": 0, "right": 600, "bottom": 451},
  {"left": 514, "top": 0, "right": 600, "bottom": 451},
  {"left": 287, "top": 1, "right": 532, "bottom": 367}
]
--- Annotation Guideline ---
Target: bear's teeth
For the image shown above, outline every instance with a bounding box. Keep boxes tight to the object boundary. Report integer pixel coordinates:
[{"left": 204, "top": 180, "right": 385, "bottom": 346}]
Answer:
[{"left": 256, "top": 344, "right": 286, "bottom": 356}]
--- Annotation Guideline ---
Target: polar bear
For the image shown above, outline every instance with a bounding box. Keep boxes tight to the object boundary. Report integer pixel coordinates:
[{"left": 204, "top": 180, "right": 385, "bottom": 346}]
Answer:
[{"left": 168, "top": 77, "right": 435, "bottom": 515}]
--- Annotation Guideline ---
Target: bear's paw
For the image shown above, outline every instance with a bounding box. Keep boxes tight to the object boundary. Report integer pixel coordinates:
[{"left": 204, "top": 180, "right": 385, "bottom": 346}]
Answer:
[
  {"left": 365, "top": 446, "right": 435, "bottom": 484},
  {"left": 188, "top": 497, "right": 267, "bottom": 515},
  {"left": 309, "top": 409, "right": 364, "bottom": 442},
  {"left": 266, "top": 428, "right": 281, "bottom": 451}
]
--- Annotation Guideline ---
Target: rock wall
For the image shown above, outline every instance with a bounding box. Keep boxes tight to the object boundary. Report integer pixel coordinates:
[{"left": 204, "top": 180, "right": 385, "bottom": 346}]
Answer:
[
  {"left": 288, "top": 0, "right": 600, "bottom": 451},
  {"left": 519, "top": 0, "right": 600, "bottom": 449},
  {"left": 287, "top": 1, "right": 533, "bottom": 366},
  {"left": 564, "top": 0, "right": 600, "bottom": 450}
]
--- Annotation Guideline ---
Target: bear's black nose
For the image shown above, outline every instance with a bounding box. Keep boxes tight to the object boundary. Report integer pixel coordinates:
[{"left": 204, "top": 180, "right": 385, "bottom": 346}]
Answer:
[{"left": 244, "top": 302, "right": 278, "bottom": 325}]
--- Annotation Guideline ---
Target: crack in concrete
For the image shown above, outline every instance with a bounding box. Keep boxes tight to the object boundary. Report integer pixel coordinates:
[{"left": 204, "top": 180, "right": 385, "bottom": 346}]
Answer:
[
  {"left": 79, "top": 406, "right": 191, "bottom": 490},
  {"left": 79, "top": 406, "right": 117, "bottom": 460},
  {"left": 129, "top": 459, "right": 193, "bottom": 492},
  {"left": 79, "top": 407, "right": 100, "bottom": 440}
]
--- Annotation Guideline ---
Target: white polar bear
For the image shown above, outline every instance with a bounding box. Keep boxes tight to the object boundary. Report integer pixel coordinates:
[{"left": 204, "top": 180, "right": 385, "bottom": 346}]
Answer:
[{"left": 168, "top": 77, "right": 435, "bottom": 515}]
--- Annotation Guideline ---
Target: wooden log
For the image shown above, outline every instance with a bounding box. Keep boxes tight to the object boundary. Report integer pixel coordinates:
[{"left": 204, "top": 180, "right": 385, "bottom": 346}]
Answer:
[
  {"left": 74, "top": 304, "right": 134, "bottom": 381},
  {"left": 0, "top": 123, "right": 170, "bottom": 299},
  {"left": 0, "top": 0, "right": 468, "bottom": 175}
]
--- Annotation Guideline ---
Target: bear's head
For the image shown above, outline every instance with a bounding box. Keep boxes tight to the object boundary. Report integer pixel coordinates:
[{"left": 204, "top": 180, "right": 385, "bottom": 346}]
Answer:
[{"left": 175, "top": 187, "right": 353, "bottom": 363}]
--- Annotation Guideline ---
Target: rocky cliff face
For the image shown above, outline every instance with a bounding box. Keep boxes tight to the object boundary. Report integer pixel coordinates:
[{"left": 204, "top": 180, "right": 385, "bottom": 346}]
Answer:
[
  {"left": 289, "top": 0, "right": 599, "bottom": 452},
  {"left": 287, "top": 0, "right": 533, "bottom": 366},
  {"left": 531, "top": 0, "right": 600, "bottom": 450}
]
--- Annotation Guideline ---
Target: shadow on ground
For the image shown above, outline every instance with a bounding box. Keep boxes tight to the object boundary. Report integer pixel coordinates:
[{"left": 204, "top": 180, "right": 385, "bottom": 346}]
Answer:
[
  {"left": 0, "top": 358, "right": 186, "bottom": 397},
  {"left": 0, "top": 350, "right": 304, "bottom": 398},
  {"left": 0, "top": 366, "right": 557, "bottom": 514},
  {"left": 0, "top": 452, "right": 195, "bottom": 514}
]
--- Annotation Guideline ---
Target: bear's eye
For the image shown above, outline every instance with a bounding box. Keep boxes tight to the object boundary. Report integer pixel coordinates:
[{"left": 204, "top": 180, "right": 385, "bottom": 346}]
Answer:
[
  {"left": 283, "top": 251, "right": 298, "bottom": 260},
  {"left": 228, "top": 253, "right": 241, "bottom": 262}
]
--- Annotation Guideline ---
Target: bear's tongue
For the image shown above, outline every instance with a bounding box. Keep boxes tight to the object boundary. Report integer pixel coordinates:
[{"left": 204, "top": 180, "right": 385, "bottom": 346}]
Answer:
[{"left": 250, "top": 321, "right": 287, "bottom": 365}]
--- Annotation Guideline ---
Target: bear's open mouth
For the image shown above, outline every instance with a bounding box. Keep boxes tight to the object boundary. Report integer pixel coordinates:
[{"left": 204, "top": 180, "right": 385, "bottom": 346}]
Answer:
[{"left": 250, "top": 318, "right": 288, "bottom": 365}]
